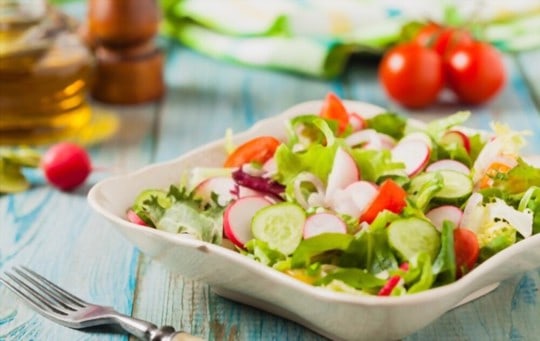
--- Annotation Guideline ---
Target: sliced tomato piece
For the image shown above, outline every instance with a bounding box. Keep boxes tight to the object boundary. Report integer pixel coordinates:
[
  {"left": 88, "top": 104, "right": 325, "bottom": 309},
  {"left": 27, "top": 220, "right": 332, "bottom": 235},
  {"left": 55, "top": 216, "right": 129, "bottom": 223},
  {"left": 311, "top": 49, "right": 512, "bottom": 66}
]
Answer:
[
  {"left": 320, "top": 92, "right": 349, "bottom": 134},
  {"left": 359, "top": 179, "right": 407, "bottom": 224},
  {"left": 453, "top": 227, "right": 480, "bottom": 278},
  {"left": 224, "top": 136, "right": 281, "bottom": 168}
]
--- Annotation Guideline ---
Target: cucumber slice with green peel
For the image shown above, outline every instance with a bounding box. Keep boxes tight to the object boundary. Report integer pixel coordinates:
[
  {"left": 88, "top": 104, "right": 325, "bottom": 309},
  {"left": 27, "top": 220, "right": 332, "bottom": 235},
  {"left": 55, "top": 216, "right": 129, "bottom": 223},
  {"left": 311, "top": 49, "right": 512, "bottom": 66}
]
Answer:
[
  {"left": 133, "top": 189, "right": 171, "bottom": 223},
  {"left": 251, "top": 202, "right": 306, "bottom": 255},
  {"left": 409, "top": 170, "right": 472, "bottom": 204},
  {"left": 387, "top": 217, "right": 441, "bottom": 262},
  {"left": 133, "top": 189, "right": 170, "bottom": 210}
]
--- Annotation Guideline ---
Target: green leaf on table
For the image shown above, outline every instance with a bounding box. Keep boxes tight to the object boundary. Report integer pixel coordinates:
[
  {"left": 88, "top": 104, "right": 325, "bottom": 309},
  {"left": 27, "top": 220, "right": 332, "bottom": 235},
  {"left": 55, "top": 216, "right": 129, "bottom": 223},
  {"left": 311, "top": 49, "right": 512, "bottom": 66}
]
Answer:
[
  {"left": 0, "top": 147, "right": 41, "bottom": 194},
  {"left": 0, "top": 158, "right": 30, "bottom": 193}
]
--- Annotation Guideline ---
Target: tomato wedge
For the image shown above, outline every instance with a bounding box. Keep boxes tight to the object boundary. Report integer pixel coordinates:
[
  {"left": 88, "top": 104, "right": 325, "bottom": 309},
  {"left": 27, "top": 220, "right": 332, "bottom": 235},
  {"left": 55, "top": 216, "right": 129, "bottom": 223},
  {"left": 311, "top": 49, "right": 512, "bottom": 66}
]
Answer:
[
  {"left": 320, "top": 92, "right": 349, "bottom": 134},
  {"left": 359, "top": 179, "right": 407, "bottom": 224},
  {"left": 224, "top": 136, "right": 281, "bottom": 168},
  {"left": 453, "top": 227, "right": 480, "bottom": 278}
]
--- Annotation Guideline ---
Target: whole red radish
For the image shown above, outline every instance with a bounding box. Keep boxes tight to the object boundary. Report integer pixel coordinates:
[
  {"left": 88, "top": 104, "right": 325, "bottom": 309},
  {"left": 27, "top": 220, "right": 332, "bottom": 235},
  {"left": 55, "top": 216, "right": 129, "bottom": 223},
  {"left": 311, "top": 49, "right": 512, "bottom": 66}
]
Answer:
[{"left": 41, "top": 142, "right": 92, "bottom": 191}]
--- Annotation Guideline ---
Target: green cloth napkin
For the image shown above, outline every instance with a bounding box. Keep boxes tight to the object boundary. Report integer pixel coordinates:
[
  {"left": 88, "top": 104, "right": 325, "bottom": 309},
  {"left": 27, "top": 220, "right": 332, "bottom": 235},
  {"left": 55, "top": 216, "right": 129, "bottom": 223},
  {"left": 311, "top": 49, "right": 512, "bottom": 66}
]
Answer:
[
  {"left": 160, "top": 0, "right": 407, "bottom": 78},
  {"left": 160, "top": 0, "right": 540, "bottom": 78}
]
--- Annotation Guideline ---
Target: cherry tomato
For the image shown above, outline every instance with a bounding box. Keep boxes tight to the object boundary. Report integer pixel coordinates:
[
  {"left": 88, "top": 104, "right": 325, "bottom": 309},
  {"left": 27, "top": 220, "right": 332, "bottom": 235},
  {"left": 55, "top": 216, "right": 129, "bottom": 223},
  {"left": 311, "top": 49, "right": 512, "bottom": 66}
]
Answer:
[
  {"left": 378, "top": 43, "right": 444, "bottom": 108},
  {"left": 224, "top": 136, "right": 280, "bottom": 168},
  {"left": 453, "top": 227, "right": 480, "bottom": 278},
  {"left": 319, "top": 92, "right": 349, "bottom": 134},
  {"left": 360, "top": 179, "right": 407, "bottom": 224},
  {"left": 41, "top": 142, "right": 92, "bottom": 191},
  {"left": 414, "top": 23, "right": 473, "bottom": 56},
  {"left": 444, "top": 41, "right": 506, "bottom": 105}
]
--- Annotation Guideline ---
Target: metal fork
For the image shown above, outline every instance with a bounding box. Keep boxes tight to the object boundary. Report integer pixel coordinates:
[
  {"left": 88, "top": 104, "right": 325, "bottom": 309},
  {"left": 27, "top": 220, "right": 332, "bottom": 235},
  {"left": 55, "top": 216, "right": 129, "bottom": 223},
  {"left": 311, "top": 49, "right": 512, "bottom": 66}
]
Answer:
[{"left": 0, "top": 266, "right": 203, "bottom": 341}]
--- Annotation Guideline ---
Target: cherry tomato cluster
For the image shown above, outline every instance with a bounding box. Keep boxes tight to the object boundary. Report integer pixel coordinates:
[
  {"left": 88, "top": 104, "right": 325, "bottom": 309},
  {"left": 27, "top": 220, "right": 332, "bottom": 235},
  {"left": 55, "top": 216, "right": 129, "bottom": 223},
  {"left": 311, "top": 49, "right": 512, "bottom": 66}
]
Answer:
[{"left": 378, "top": 23, "right": 506, "bottom": 109}]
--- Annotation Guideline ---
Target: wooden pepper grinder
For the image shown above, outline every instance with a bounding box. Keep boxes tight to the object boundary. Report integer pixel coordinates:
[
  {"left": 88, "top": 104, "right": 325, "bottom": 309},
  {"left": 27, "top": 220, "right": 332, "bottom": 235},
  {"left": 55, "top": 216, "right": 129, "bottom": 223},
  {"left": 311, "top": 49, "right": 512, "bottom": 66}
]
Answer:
[{"left": 87, "top": 0, "right": 165, "bottom": 104}]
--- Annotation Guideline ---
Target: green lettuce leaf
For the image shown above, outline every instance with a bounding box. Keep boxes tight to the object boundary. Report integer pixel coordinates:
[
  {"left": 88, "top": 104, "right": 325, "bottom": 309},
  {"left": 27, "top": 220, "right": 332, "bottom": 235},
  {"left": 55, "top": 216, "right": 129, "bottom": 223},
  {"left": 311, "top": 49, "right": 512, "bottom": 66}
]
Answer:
[
  {"left": 432, "top": 221, "right": 457, "bottom": 285},
  {"left": 275, "top": 142, "right": 338, "bottom": 186},
  {"left": 316, "top": 268, "right": 386, "bottom": 292},
  {"left": 365, "top": 112, "right": 407, "bottom": 140}
]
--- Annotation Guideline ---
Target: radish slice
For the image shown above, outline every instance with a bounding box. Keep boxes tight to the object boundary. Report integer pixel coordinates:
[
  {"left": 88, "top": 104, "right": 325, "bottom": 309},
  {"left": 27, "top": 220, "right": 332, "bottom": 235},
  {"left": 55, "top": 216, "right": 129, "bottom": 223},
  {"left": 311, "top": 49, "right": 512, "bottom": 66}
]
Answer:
[
  {"left": 303, "top": 212, "right": 347, "bottom": 239},
  {"left": 194, "top": 176, "right": 259, "bottom": 206},
  {"left": 348, "top": 112, "right": 366, "bottom": 131},
  {"left": 426, "top": 205, "right": 463, "bottom": 231},
  {"left": 426, "top": 159, "right": 470, "bottom": 174},
  {"left": 325, "top": 147, "right": 359, "bottom": 200},
  {"left": 345, "top": 129, "right": 380, "bottom": 149},
  {"left": 378, "top": 133, "right": 396, "bottom": 150},
  {"left": 127, "top": 209, "right": 148, "bottom": 226},
  {"left": 223, "top": 196, "right": 272, "bottom": 248},
  {"left": 401, "top": 132, "right": 433, "bottom": 148},
  {"left": 441, "top": 130, "right": 471, "bottom": 153},
  {"left": 391, "top": 139, "right": 431, "bottom": 177},
  {"left": 330, "top": 181, "right": 378, "bottom": 218}
]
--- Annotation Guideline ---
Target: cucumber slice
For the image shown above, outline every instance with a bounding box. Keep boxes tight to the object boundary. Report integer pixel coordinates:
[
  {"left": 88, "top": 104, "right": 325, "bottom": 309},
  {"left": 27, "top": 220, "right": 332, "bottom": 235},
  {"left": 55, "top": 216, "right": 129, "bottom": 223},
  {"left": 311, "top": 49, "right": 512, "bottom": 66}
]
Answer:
[
  {"left": 251, "top": 202, "right": 306, "bottom": 255},
  {"left": 388, "top": 217, "right": 441, "bottom": 262},
  {"left": 410, "top": 170, "right": 472, "bottom": 204},
  {"left": 133, "top": 189, "right": 170, "bottom": 223}
]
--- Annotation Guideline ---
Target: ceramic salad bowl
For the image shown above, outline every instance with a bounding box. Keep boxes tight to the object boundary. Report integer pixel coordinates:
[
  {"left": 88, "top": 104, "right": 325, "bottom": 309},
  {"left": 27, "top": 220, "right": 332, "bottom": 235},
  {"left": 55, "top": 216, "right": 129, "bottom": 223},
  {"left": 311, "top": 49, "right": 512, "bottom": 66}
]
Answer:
[{"left": 88, "top": 100, "right": 540, "bottom": 341}]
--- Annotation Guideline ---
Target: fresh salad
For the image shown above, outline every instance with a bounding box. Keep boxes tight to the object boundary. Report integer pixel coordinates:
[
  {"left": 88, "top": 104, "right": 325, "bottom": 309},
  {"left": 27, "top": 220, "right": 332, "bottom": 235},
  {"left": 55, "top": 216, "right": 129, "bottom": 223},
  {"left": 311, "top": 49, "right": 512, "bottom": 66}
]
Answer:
[{"left": 127, "top": 93, "right": 540, "bottom": 296}]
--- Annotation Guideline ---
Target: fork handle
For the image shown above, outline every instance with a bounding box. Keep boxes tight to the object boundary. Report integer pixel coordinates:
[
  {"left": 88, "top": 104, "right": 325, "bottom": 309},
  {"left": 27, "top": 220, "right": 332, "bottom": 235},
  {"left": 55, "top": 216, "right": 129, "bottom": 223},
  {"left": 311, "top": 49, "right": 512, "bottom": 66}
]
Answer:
[{"left": 112, "top": 314, "right": 203, "bottom": 341}]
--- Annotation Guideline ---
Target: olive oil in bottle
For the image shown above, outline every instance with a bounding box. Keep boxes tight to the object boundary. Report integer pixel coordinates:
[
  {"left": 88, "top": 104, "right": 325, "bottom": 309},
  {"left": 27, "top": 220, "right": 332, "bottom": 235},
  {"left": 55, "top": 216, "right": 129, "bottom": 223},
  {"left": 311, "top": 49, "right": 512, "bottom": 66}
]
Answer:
[{"left": 0, "top": 0, "right": 94, "bottom": 145}]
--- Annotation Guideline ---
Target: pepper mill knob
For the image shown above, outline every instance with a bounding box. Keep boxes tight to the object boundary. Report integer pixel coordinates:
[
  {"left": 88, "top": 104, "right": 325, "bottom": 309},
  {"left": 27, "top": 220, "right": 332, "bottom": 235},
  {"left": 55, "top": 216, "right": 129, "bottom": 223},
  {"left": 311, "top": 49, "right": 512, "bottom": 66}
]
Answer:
[
  {"left": 88, "top": 0, "right": 159, "bottom": 47},
  {"left": 87, "top": 0, "right": 164, "bottom": 104}
]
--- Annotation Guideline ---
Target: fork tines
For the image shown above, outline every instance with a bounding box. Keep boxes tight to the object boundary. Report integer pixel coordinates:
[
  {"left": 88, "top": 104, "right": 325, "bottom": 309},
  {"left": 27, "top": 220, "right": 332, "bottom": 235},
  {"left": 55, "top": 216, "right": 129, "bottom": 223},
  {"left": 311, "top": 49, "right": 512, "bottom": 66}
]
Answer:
[{"left": 0, "top": 266, "right": 87, "bottom": 316}]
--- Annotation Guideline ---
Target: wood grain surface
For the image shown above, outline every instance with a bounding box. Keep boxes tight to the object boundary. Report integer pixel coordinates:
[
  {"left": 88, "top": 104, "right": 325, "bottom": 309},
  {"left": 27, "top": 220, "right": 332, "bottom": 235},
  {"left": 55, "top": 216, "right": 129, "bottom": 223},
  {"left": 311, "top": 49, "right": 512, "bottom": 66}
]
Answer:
[{"left": 1, "top": 13, "right": 539, "bottom": 341}]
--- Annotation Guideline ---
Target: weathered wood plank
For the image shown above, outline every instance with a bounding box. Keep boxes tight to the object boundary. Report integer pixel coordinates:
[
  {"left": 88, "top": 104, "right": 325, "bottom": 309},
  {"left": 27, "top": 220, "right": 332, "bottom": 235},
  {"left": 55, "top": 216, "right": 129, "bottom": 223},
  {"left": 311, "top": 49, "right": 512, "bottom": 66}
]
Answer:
[
  {"left": 0, "top": 103, "right": 160, "bottom": 341},
  {"left": 516, "top": 49, "right": 540, "bottom": 110}
]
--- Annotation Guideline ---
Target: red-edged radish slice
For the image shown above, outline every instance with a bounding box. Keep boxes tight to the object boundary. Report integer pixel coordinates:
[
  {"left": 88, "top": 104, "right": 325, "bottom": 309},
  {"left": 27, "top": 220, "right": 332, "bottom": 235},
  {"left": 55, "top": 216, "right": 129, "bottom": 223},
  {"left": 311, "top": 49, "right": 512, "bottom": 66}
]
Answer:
[
  {"left": 426, "top": 205, "right": 463, "bottom": 231},
  {"left": 379, "top": 133, "right": 396, "bottom": 150},
  {"left": 363, "top": 133, "right": 396, "bottom": 151},
  {"left": 127, "top": 209, "right": 148, "bottom": 226},
  {"left": 441, "top": 130, "right": 471, "bottom": 153},
  {"left": 223, "top": 196, "right": 272, "bottom": 248},
  {"left": 391, "top": 139, "right": 431, "bottom": 176},
  {"left": 345, "top": 129, "right": 380, "bottom": 149},
  {"left": 401, "top": 132, "right": 433, "bottom": 148},
  {"left": 303, "top": 212, "right": 347, "bottom": 239},
  {"left": 348, "top": 112, "right": 366, "bottom": 131},
  {"left": 194, "top": 176, "right": 259, "bottom": 206},
  {"left": 330, "top": 181, "right": 378, "bottom": 218},
  {"left": 325, "top": 148, "right": 359, "bottom": 199},
  {"left": 426, "top": 159, "right": 470, "bottom": 174}
]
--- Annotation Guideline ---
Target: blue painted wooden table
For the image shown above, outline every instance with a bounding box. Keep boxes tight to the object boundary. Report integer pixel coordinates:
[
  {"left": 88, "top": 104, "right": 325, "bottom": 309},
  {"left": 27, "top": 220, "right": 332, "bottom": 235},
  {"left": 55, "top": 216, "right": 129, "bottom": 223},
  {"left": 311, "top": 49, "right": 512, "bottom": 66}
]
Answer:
[{"left": 1, "top": 6, "right": 540, "bottom": 341}]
